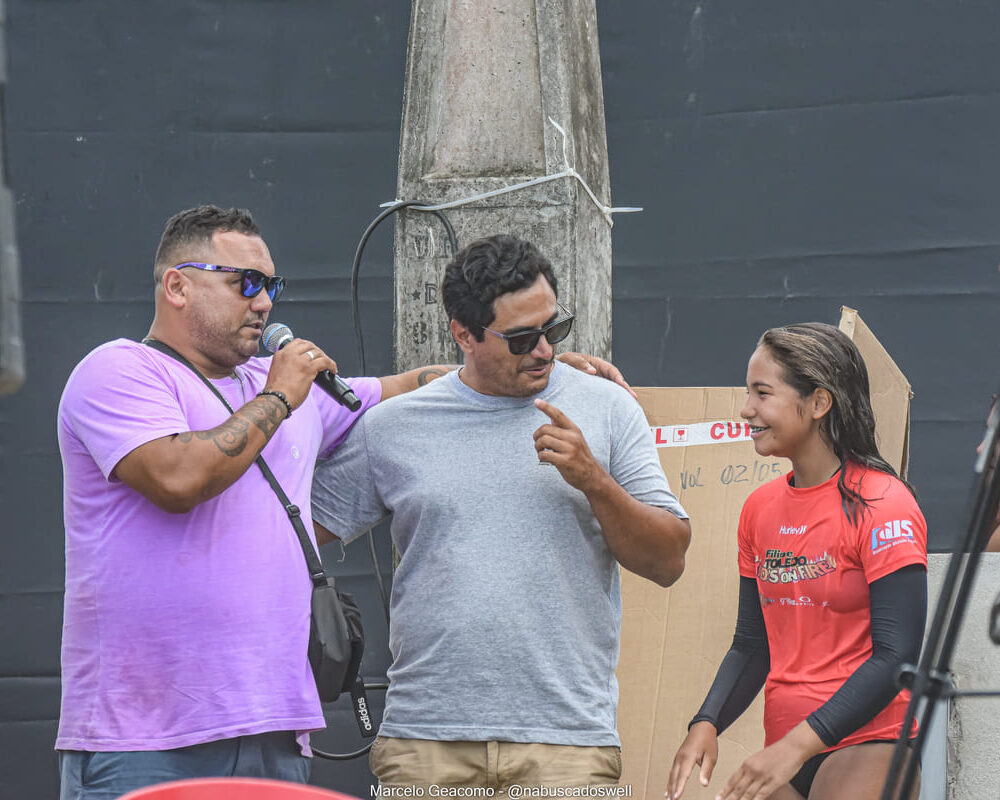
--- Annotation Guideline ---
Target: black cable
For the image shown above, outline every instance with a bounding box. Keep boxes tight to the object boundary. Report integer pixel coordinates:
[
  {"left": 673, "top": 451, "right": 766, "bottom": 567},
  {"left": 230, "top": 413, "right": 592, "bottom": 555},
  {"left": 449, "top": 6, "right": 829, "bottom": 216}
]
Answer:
[
  {"left": 312, "top": 202, "right": 457, "bottom": 762},
  {"left": 310, "top": 679, "right": 389, "bottom": 761},
  {"left": 350, "top": 200, "right": 458, "bottom": 373},
  {"left": 350, "top": 200, "right": 457, "bottom": 625},
  {"left": 368, "top": 528, "right": 391, "bottom": 629},
  {"left": 315, "top": 743, "right": 378, "bottom": 762}
]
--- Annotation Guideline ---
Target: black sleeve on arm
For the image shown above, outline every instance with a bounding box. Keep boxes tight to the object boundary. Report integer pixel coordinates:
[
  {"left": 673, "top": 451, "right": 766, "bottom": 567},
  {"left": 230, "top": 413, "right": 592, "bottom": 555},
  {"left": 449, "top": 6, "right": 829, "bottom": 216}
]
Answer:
[
  {"left": 690, "top": 575, "right": 770, "bottom": 734},
  {"left": 806, "top": 564, "right": 927, "bottom": 747}
]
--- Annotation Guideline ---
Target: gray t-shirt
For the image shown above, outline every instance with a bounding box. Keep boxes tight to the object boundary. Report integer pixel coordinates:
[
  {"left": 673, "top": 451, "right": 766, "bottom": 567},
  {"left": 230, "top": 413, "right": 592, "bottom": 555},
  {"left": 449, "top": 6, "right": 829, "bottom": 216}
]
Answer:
[{"left": 312, "top": 362, "right": 687, "bottom": 746}]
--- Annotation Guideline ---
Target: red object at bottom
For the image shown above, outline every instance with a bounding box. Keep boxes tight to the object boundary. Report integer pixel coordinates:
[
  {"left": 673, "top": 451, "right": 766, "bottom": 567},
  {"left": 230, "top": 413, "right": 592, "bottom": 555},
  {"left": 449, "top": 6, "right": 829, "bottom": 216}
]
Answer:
[{"left": 117, "top": 777, "right": 361, "bottom": 800}]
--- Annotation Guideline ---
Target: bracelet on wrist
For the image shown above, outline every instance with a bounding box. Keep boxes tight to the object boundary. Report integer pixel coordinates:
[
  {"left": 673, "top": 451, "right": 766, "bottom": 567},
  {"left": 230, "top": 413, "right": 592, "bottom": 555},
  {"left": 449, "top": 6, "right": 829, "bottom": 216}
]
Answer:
[{"left": 257, "top": 389, "right": 292, "bottom": 419}]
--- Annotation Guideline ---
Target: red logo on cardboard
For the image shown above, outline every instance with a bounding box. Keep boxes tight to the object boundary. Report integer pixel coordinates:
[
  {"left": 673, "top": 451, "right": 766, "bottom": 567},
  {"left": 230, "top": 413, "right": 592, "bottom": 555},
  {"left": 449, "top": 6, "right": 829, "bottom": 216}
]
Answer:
[
  {"left": 710, "top": 422, "right": 751, "bottom": 440},
  {"left": 650, "top": 421, "right": 753, "bottom": 448}
]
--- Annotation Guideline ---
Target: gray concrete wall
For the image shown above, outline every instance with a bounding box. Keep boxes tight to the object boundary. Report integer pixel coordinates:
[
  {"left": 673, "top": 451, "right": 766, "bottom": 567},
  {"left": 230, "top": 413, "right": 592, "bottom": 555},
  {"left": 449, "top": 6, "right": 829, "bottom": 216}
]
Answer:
[{"left": 927, "top": 554, "right": 1000, "bottom": 799}]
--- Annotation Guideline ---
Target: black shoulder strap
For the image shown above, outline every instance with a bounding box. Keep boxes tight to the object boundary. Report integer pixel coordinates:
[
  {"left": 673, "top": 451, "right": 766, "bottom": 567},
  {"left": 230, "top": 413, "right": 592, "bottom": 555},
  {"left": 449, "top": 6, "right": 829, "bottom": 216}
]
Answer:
[{"left": 142, "top": 338, "right": 329, "bottom": 588}]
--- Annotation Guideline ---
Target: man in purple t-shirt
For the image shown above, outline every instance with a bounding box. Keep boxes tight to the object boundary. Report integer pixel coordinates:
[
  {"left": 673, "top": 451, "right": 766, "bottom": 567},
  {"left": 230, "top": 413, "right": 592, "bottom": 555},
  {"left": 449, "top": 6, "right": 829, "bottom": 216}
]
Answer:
[
  {"left": 56, "top": 205, "right": 628, "bottom": 800},
  {"left": 55, "top": 205, "right": 456, "bottom": 799}
]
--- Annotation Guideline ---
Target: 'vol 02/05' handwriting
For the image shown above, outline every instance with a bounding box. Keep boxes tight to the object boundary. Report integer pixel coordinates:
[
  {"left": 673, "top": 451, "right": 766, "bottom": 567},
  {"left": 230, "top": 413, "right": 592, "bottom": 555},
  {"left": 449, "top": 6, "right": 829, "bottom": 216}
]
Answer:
[{"left": 677, "top": 459, "right": 784, "bottom": 491}]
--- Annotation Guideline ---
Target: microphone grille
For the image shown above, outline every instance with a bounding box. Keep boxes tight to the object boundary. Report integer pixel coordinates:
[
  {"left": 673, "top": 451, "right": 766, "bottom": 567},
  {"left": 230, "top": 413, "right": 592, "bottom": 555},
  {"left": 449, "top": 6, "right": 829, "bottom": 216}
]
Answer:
[{"left": 261, "top": 323, "right": 293, "bottom": 354}]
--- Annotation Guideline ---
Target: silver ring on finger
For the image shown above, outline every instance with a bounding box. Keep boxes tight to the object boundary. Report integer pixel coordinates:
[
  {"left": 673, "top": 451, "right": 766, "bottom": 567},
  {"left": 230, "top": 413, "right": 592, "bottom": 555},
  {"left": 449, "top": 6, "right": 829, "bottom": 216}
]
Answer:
[{"left": 305, "top": 350, "right": 315, "bottom": 360}]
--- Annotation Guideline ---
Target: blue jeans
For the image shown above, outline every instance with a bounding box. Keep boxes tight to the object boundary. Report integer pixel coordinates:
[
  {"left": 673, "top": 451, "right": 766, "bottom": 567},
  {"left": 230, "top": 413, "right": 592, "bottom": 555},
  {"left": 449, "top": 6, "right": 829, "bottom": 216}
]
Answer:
[{"left": 59, "top": 731, "right": 310, "bottom": 800}]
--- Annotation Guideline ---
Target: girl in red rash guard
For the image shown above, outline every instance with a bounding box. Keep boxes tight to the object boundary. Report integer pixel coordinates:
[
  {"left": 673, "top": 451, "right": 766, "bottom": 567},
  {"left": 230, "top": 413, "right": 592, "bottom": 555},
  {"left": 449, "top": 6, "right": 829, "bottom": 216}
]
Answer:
[{"left": 667, "top": 323, "right": 927, "bottom": 800}]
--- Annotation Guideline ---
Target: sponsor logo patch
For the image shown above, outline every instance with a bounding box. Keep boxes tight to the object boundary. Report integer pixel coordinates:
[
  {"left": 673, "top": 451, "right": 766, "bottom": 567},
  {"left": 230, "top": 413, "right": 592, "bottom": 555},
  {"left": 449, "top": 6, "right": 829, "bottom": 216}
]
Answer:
[
  {"left": 870, "top": 519, "right": 915, "bottom": 553},
  {"left": 757, "top": 548, "right": 836, "bottom": 584}
]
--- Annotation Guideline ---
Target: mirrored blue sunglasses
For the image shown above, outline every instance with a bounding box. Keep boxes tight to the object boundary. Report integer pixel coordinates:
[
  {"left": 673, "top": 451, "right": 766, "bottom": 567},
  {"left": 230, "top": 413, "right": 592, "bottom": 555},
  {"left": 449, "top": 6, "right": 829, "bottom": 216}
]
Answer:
[{"left": 174, "top": 262, "right": 286, "bottom": 302}]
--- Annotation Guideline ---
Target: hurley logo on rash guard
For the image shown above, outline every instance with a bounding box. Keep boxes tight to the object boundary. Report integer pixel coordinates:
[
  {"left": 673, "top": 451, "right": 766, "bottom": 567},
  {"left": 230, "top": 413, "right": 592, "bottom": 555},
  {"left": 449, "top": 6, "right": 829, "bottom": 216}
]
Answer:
[
  {"left": 778, "top": 524, "right": 808, "bottom": 535},
  {"left": 871, "top": 519, "right": 915, "bottom": 553}
]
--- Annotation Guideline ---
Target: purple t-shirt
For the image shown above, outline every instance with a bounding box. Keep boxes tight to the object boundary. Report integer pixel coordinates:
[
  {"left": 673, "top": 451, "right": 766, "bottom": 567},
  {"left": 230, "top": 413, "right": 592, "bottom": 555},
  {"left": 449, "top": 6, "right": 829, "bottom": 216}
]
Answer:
[{"left": 55, "top": 338, "right": 380, "bottom": 751}]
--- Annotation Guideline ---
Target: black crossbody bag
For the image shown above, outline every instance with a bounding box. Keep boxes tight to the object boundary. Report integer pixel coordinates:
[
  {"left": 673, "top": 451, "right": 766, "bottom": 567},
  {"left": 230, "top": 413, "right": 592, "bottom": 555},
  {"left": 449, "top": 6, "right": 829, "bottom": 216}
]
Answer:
[{"left": 142, "top": 338, "right": 374, "bottom": 738}]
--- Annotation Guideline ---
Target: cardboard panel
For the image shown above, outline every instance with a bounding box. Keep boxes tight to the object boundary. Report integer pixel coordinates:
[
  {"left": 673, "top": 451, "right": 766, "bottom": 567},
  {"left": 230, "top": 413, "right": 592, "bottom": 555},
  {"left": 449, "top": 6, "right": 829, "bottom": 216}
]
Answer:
[
  {"left": 619, "top": 388, "right": 787, "bottom": 799},
  {"left": 838, "top": 306, "right": 913, "bottom": 478}
]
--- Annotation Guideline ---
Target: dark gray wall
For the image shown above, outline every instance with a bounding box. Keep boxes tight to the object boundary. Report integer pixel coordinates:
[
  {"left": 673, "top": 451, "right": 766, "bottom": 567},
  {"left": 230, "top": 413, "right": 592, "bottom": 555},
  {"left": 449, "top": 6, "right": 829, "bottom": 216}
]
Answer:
[
  {"left": 1, "top": 3, "right": 407, "bottom": 797},
  {"left": 1, "top": 1, "right": 998, "bottom": 797},
  {"left": 599, "top": 2, "right": 1000, "bottom": 553}
]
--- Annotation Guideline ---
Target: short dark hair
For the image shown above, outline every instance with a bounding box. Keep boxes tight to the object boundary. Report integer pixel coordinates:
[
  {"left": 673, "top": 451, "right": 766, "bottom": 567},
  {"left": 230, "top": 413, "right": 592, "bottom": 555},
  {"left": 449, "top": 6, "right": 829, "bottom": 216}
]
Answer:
[
  {"left": 441, "top": 234, "right": 558, "bottom": 340},
  {"left": 153, "top": 205, "right": 260, "bottom": 283}
]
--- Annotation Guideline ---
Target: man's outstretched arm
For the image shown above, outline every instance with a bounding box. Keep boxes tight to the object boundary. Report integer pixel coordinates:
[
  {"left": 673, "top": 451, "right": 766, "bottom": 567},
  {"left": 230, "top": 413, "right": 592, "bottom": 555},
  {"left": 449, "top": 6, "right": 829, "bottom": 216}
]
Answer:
[
  {"left": 532, "top": 398, "right": 691, "bottom": 587},
  {"left": 378, "top": 365, "right": 457, "bottom": 400}
]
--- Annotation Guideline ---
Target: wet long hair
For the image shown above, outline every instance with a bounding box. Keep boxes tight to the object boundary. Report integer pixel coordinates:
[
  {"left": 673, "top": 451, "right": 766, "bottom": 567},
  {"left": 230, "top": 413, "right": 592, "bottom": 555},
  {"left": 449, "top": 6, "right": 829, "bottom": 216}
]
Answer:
[{"left": 757, "top": 322, "right": 914, "bottom": 523}]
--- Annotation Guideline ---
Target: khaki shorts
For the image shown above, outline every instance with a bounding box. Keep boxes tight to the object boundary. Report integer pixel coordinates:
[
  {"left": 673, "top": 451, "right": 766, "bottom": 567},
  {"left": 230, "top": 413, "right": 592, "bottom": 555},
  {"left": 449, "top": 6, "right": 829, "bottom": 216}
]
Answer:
[{"left": 370, "top": 737, "right": 621, "bottom": 798}]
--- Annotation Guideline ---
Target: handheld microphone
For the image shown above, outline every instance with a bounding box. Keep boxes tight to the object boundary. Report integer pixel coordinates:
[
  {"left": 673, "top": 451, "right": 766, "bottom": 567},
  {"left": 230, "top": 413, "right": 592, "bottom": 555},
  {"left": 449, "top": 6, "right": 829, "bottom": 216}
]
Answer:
[{"left": 261, "top": 323, "right": 362, "bottom": 412}]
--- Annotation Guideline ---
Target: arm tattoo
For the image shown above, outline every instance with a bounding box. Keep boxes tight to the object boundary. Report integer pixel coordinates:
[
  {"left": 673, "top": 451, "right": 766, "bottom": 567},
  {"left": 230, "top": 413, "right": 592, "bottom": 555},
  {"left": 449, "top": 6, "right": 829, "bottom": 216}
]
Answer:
[
  {"left": 173, "top": 397, "right": 283, "bottom": 458},
  {"left": 174, "top": 416, "right": 250, "bottom": 457},
  {"left": 417, "top": 367, "right": 450, "bottom": 386},
  {"left": 242, "top": 396, "right": 286, "bottom": 438},
  {"left": 207, "top": 415, "right": 251, "bottom": 457},
  {"left": 176, "top": 429, "right": 217, "bottom": 444}
]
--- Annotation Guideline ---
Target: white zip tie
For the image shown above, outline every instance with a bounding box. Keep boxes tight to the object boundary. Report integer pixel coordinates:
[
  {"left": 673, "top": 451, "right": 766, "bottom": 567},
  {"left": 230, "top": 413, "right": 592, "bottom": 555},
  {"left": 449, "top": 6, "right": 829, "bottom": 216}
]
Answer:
[{"left": 382, "top": 118, "right": 642, "bottom": 227}]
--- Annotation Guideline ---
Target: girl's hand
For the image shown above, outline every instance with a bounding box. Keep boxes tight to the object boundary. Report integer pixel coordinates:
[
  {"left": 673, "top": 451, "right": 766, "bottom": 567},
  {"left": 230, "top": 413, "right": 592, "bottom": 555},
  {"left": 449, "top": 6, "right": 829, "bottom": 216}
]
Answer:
[
  {"left": 666, "top": 721, "right": 719, "bottom": 798},
  {"left": 715, "top": 741, "right": 803, "bottom": 800},
  {"left": 716, "top": 722, "right": 823, "bottom": 800}
]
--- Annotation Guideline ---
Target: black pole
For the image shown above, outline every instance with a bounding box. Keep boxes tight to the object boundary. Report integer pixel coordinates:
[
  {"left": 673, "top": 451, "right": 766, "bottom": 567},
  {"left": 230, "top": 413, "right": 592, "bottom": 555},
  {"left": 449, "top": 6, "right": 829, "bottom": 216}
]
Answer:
[{"left": 880, "top": 389, "right": 1000, "bottom": 800}]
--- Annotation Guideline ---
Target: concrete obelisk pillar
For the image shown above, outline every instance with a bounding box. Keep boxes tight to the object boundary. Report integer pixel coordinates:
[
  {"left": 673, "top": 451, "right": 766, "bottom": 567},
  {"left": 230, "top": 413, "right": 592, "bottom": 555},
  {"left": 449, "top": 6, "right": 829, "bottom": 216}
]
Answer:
[{"left": 393, "top": 0, "right": 613, "bottom": 370}]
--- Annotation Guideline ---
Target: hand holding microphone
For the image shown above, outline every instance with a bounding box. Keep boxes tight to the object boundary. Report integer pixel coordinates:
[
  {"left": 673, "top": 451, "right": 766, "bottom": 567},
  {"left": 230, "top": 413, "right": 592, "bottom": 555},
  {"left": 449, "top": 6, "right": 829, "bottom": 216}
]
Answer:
[{"left": 261, "top": 323, "right": 362, "bottom": 413}]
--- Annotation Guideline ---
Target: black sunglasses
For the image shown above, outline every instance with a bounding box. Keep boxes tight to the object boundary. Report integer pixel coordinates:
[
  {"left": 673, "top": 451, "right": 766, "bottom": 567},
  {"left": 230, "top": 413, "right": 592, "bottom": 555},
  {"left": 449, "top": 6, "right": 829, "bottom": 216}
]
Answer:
[
  {"left": 482, "top": 305, "right": 575, "bottom": 355},
  {"left": 174, "top": 262, "right": 286, "bottom": 302}
]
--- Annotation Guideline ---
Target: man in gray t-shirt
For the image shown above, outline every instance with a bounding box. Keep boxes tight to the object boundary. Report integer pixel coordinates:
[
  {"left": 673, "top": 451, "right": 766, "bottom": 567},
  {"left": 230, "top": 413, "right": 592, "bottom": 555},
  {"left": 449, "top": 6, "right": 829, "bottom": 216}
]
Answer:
[{"left": 312, "top": 234, "right": 691, "bottom": 794}]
